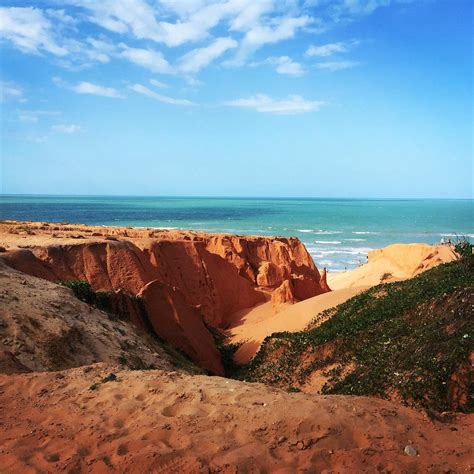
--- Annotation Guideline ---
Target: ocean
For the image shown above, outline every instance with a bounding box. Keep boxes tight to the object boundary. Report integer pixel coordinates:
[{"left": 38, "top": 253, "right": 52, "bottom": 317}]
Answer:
[{"left": 1, "top": 195, "right": 472, "bottom": 272}]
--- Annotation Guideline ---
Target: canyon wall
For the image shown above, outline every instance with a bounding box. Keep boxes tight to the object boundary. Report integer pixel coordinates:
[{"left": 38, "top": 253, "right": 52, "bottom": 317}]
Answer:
[{"left": 1, "top": 227, "right": 328, "bottom": 374}]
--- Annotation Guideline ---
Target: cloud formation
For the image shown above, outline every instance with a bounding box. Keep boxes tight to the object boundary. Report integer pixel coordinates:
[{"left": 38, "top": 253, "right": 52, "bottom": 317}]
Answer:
[
  {"left": 316, "top": 60, "right": 360, "bottom": 71},
  {"left": 119, "top": 44, "right": 174, "bottom": 74},
  {"left": 129, "top": 83, "right": 195, "bottom": 106},
  {"left": 1, "top": 81, "right": 26, "bottom": 103},
  {"left": 262, "top": 56, "right": 305, "bottom": 76},
  {"left": 0, "top": 2, "right": 316, "bottom": 75},
  {"left": 179, "top": 37, "right": 238, "bottom": 73},
  {"left": 306, "top": 42, "right": 348, "bottom": 57},
  {"left": 231, "top": 15, "right": 311, "bottom": 65},
  {"left": 52, "top": 123, "right": 81, "bottom": 134},
  {"left": 0, "top": 7, "right": 68, "bottom": 56},
  {"left": 0, "top": 1, "right": 391, "bottom": 78},
  {"left": 52, "top": 79, "right": 124, "bottom": 98},
  {"left": 18, "top": 110, "right": 61, "bottom": 123},
  {"left": 71, "top": 81, "right": 123, "bottom": 98},
  {"left": 224, "top": 94, "right": 324, "bottom": 114}
]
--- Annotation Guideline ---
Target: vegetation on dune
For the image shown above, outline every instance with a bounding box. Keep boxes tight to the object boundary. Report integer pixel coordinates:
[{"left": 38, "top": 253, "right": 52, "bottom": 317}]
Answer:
[
  {"left": 237, "top": 245, "right": 473, "bottom": 413},
  {"left": 58, "top": 280, "right": 114, "bottom": 314},
  {"left": 207, "top": 325, "right": 241, "bottom": 377}
]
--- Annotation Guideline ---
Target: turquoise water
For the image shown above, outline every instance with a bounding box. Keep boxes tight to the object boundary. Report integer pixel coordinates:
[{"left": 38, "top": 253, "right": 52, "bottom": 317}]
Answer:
[{"left": 1, "top": 196, "right": 472, "bottom": 272}]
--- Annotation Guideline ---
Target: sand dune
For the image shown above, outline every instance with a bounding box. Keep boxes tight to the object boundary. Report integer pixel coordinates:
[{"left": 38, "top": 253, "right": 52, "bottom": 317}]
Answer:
[
  {"left": 0, "top": 260, "right": 180, "bottom": 374},
  {"left": 328, "top": 243, "right": 457, "bottom": 290},
  {"left": 229, "top": 286, "right": 369, "bottom": 363},
  {"left": 0, "top": 364, "right": 472, "bottom": 473}
]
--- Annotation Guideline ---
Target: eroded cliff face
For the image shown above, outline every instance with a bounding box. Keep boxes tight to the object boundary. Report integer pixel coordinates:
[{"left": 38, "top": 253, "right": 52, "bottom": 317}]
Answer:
[{"left": 1, "top": 224, "right": 328, "bottom": 374}]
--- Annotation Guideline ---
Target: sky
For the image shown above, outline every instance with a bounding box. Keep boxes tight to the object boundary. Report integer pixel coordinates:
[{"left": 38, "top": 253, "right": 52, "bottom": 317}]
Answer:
[{"left": 0, "top": 0, "right": 472, "bottom": 198}]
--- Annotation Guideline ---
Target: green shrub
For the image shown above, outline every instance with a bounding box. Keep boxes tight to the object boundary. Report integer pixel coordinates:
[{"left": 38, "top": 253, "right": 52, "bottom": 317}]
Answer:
[
  {"left": 59, "top": 280, "right": 96, "bottom": 304},
  {"left": 454, "top": 237, "right": 473, "bottom": 260},
  {"left": 207, "top": 325, "right": 242, "bottom": 377}
]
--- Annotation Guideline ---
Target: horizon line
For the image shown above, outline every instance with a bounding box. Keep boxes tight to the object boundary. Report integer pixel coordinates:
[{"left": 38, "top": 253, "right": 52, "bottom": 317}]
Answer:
[{"left": 0, "top": 193, "right": 473, "bottom": 201}]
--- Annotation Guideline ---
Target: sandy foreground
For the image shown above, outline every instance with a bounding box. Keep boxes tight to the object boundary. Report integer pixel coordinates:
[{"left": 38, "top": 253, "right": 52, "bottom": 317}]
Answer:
[{"left": 1, "top": 364, "right": 473, "bottom": 473}]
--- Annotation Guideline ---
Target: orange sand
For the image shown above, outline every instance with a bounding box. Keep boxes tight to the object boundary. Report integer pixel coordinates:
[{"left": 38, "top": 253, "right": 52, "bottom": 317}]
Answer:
[
  {"left": 0, "top": 364, "right": 472, "bottom": 473},
  {"left": 328, "top": 243, "right": 457, "bottom": 290},
  {"left": 229, "top": 286, "right": 369, "bottom": 363}
]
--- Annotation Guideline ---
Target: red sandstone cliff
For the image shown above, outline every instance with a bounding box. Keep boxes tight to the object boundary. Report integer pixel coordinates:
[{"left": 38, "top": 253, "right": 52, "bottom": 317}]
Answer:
[{"left": 1, "top": 225, "right": 328, "bottom": 374}]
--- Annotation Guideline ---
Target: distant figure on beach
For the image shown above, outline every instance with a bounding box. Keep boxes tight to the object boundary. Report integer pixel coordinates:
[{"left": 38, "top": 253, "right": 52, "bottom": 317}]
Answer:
[
  {"left": 319, "top": 267, "right": 331, "bottom": 292},
  {"left": 440, "top": 237, "right": 445, "bottom": 245}
]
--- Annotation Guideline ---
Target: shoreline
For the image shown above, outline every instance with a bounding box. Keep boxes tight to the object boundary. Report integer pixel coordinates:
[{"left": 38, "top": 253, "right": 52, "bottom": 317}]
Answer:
[
  {"left": 2, "top": 195, "right": 472, "bottom": 273},
  {"left": 0, "top": 219, "right": 466, "bottom": 264}
]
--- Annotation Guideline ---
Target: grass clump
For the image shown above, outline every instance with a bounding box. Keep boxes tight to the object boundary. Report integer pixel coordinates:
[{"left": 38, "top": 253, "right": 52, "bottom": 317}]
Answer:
[
  {"left": 117, "top": 353, "right": 156, "bottom": 371},
  {"left": 58, "top": 280, "right": 113, "bottom": 312},
  {"left": 207, "top": 325, "right": 242, "bottom": 376},
  {"left": 89, "top": 373, "right": 118, "bottom": 391}
]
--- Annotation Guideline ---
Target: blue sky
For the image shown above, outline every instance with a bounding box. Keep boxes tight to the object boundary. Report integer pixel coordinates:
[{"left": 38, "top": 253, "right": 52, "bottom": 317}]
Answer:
[{"left": 0, "top": 0, "right": 472, "bottom": 198}]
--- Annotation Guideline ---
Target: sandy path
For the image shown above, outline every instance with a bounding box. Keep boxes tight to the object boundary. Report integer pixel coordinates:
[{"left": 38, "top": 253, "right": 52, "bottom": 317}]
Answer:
[
  {"left": 229, "top": 286, "right": 369, "bottom": 364},
  {"left": 0, "top": 364, "right": 472, "bottom": 473}
]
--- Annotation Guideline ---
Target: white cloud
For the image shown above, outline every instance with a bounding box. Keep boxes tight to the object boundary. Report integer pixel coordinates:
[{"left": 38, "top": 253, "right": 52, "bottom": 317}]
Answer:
[
  {"left": 183, "top": 76, "right": 204, "bottom": 87},
  {"left": 18, "top": 110, "right": 61, "bottom": 123},
  {"left": 0, "top": 7, "right": 68, "bottom": 56},
  {"left": 29, "top": 135, "right": 49, "bottom": 144},
  {"left": 229, "top": 1, "right": 275, "bottom": 32},
  {"left": 68, "top": 0, "right": 161, "bottom": 38},
  {"left": 306, "top": 39, "right": 360, "bottom": 57},
  {"left": 129, "top": 83, "right": 195, "bottom": 106},
  {"left": 316, "top": 60, "right": 360, "bottom": 71},
  {"left": 45, "top": 9, "right": 77, "bottom": 27},
  {"left": 306, "top": 42, "right": 348, "bottom": 57},
  {"left": 263, "top": 56, "right": 304, "bottom": 76},
  {"left": 150, "top": 79, "right": 168, "bottom": 89},
  {"left": 0, "top": 81, "right": 26, "bottom": 103},
  {"left": 156, "top": 18, "right": 213, "bottom": 47},
  {"left": 68, "top": 0, "right": 231, "bottom": 47},
  {"left": 84, "top": 38, "right": 116, "bottom": 63},
  {"left": 68, "top": 0, "right": 310, "bottom": 59},
  {"left": 1, "top": 2, "right": 382, "bottom": 83},
  {"left": 0, "top": 7, "right": 121, "bottom": 69},
  {"left": 231, "top": 15, "right": 311, "bottom": 65},
  {"left": 119, "top": 44, "right": 174, "bottom": 74},
  {"left": 178, "top": 37, "right": 237, "bottom": 73},
  {"left": 52, "top": 124, "right": 81, "bottom": 134},
  {"left": 224, "top": 94, "right": 324, "bottom": 114},
  {"left": 159, "top": 0, "right": 209, "bottom": 17},
  {"left": 71, "top": 81, "right": 123, "bottom": 98},
  {"left": 327, "top": 0, "right": 394, "bottom": 19},
  {"left": 156, "top": 0, "right": 258, "bottom": 47}
]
